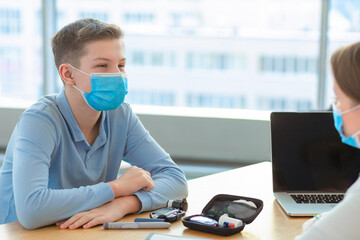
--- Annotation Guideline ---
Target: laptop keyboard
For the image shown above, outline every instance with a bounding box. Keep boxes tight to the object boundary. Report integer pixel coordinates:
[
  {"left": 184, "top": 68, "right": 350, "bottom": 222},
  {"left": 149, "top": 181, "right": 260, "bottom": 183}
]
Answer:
[{"left": 290, "top": 194, "right": 344, "bottom": 204}]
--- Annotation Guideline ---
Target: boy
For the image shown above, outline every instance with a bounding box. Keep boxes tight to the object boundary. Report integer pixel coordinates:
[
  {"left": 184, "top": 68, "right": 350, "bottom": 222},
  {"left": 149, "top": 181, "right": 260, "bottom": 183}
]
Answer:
[{"left": 0, "top": 18, "right": 188, "bottom": 229}]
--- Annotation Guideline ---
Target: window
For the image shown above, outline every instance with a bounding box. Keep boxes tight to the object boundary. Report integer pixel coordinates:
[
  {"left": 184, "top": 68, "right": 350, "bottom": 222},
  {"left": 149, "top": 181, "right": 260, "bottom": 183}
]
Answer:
[
  {"left": 187, "top": 52, "right": 247, "bottom": 71},
  {"left": 0, "top": 0, "right": 42, "bottom": 103},
  {"left": 296, "top": 58, "right": 307, "bottom": 73},
  {"left": 128, "top": 50, "right": 175, "bottom": 68},
  {"left": 123, "top": 13, "right": 155, "bottom": 24},
  {"left": 325, "top": 0, "right": 360, "bottom": 108},
  {"left": 257, "top": 97, "right": 313, "bottom": 111},
  {"left": 79, "top": 12, "right": 108, "bottom": 22},
  {"left": 131, "top": 50, "right": 145, "bottom": 66},
  {"left": 171, "top": 12, "right": 202, "bottom": 27},
  {"left": 0, "top": 47, "right": 21, "bottom": 97},
  {"left": 0, "top": 8, "right": 21, "bottom": 35},
  {"left": 186, "top": 93, "right": 246, "bottom": 109},
  {"left": 127, "top": 90, "right": 175, "bottom": 106},
  {"left": 1, "top": 0, "right": 345, "bottom": 112},
  {"left": 259, "top": 56, "right": 317, "bottom": 74},
  {"left": 151, "top": 52, "right": 164, "bottom": 66},
  {"left": 57, "top": 0, "right": 322, "bottom": 111}
]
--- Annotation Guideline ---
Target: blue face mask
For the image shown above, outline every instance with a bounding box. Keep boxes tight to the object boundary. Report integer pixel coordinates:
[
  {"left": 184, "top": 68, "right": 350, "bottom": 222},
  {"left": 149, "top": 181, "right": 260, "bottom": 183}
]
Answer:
[
  {"left": 70, "top": 65, "right": 128, "bottom": 111},
  {"left": 332, "top": 102, "right": 360, "bottom": 149}
]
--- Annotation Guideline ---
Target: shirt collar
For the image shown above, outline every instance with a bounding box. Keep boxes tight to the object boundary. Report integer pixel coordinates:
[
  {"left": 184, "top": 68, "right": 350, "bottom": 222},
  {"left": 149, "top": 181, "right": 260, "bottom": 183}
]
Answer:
[
  {"left": 56, "top": 90, "right": 84, "bottom": 142},
  {"left": 55, "top": 90, "right": 107, "bottom": 143}
]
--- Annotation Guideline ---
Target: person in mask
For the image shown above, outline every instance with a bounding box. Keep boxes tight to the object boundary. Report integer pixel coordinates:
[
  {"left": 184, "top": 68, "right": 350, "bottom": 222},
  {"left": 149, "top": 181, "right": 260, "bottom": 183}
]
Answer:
[
  {"left": 295, "top": 41, "right": 360, "bottom": 239},
  {"left": 0, "top": 18, "right": 188, "bottom": 229}
]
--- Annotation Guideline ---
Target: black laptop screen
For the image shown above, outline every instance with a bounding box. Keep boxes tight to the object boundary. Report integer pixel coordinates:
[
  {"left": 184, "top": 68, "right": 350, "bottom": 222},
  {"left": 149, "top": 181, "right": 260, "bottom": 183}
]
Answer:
[{"left": 271, "top": 112, "right": 360, "bottom": 192}]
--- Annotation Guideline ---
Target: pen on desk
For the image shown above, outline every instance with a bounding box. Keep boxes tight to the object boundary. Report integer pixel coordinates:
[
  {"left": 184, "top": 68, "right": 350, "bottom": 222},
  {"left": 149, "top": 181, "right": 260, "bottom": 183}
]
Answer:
[
  {"left": 134, "top": 218, "right": 166, "bottom": 222},
  {"left": 313, "top": 214, "right": 320, "bottom": 220},
  {"left": 103, "top": 222, "right": 171, "bottom": 229}
]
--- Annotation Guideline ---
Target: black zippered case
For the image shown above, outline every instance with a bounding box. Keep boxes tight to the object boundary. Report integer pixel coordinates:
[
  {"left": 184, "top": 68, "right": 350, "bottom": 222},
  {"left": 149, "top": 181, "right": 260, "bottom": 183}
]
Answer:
[{"left": 182, "top": 194, "right": 263, "bottom": 236}]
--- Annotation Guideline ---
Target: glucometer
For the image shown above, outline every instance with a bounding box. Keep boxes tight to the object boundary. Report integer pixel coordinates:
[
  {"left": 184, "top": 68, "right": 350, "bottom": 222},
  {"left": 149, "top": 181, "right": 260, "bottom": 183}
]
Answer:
[
  {"left": 150, "top": 199, "right": 187, "bottom": 222},
  {"left": 150, "top": 208, "right": 185, "bottom": 222},
  {"left": 189, "top": 216, "right": 218, "bottom": 226}
]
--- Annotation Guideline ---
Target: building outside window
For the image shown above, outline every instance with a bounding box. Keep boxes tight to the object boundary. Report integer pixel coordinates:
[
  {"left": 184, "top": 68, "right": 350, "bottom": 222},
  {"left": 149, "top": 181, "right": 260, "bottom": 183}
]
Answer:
[
  {"left": 79, "top": 12, "right": 108, "bottom": 22},
  {"left": 0, "top": 0, "right": 359, "bottom": 112},
  {"left": 0, "top": 9, "right": 21, "bottom": 34},
  {"left": 0, "top": 0, "right": 42, "bottom": 105}
]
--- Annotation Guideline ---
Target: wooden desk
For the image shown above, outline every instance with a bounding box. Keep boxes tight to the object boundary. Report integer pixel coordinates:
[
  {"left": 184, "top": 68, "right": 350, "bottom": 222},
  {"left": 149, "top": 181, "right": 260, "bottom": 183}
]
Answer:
[{"left": 0, "top": 162, "right": 309, "bottom": 239}]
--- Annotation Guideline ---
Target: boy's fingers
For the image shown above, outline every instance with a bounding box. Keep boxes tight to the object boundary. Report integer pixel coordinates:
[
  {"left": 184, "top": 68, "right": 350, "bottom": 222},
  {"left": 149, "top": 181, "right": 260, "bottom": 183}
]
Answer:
[
  {"left": 60, "top": 212, "right": 86, "bottom": 229},
  {"left": 56, "top": 220, "right": 67, "bottom": 226},
  {"left": 83, "top": 216, "right": 105, "bottom": 229},
  {"left": 69, "top": 214, "right": 94, "bottom": 230}
]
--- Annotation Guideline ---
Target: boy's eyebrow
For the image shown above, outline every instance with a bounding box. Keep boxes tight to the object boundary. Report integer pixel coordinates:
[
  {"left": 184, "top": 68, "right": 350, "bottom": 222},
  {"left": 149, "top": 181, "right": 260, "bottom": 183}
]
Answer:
[{"left": 93, "top": 57, "right": 126, "bottom": 61}]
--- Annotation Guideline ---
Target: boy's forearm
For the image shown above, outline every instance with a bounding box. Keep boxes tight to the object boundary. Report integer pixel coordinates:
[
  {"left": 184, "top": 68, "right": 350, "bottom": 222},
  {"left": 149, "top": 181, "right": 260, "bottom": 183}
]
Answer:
[
  {"left": 115, "top": 195, "right": 142, "bottom": 215},
  {"left": 133, "top": 173, "right": 188, "bottom": 213}
]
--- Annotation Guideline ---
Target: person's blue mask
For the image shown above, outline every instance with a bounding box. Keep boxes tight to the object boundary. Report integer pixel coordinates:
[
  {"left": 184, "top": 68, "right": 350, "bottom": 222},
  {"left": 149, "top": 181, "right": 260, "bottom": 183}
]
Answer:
[
  {"left": 70, "top": 65, "right": 128, "bottom": 111},
  {"left": 332, "top": 102, "right": 360, "bottom": 148}
]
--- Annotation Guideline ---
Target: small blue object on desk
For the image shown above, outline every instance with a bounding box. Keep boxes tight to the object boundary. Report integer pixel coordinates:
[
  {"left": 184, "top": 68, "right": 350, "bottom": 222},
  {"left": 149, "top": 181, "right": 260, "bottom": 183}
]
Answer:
[{"left": 135, "top": 218, "right": 166, "bottom": 222}]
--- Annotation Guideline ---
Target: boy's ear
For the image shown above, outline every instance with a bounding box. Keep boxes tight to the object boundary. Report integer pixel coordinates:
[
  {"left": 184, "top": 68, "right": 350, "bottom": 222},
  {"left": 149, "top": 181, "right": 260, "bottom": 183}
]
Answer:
[{"left": 59, "top": 63, "right": 75, "bottom": 86}]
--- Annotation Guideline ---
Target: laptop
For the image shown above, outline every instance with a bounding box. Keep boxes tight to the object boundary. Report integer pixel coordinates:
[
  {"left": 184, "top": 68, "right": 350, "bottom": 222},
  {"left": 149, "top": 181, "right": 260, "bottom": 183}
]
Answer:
[{"left": 271, "top": 111, "right": 360, "bottom": 216}]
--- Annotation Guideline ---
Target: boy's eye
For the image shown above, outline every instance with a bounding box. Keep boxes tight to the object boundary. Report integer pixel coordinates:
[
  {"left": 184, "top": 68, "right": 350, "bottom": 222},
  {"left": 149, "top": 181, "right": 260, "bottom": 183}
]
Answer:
[
  {"left": 118, "top": 65, "right": 125, "bottom": 68},
  {"left": 97, "top": 64, "right": 107, "bottom": 68}
]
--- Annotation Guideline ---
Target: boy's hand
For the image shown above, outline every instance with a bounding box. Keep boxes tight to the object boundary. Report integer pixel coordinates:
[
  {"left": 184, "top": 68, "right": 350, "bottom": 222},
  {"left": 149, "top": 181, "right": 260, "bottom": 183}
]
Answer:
[
  {"left": 57, "top": 195, "right": 141, "bottom": 229},
  {"left": 107, "top": 166, "right": 155, "bottom": 198}
]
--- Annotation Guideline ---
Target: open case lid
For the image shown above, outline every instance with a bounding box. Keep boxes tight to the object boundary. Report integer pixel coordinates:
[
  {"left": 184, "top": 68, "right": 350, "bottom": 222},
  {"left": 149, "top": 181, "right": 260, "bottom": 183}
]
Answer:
[
  {"left": 182, "top": 194, "right": 263, "bottom": 236},
  {"left": 201, "top": 194, "right": 263, "bottom": 224}
]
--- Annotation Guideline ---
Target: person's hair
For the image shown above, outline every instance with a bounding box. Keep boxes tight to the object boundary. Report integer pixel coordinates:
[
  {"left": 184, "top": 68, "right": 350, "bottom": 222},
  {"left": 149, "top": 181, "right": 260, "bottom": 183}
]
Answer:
[
  {"left": 331, "top": 41, "right": 360, "bottom": 104},
  {"left": 51, "top": 18, "right": 123, "bottom": 70}
]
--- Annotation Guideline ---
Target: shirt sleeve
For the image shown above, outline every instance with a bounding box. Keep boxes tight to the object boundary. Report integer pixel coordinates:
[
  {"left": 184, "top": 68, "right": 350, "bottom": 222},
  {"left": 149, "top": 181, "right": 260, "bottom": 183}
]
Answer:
[
  {"left": 295, "top": 191, "right": 360, "bottom": 240},
  {"left": 12, "top": 110, "right": 114, "bottom": 229},
  {"left": 122, "top": 105, "right": 188, "bottom": 212}
]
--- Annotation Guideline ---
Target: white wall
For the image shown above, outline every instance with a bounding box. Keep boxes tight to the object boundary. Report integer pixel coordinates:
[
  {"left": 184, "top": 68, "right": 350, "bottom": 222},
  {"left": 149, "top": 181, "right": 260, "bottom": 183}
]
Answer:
[{"left": 0, "top": 106, "right": 271, "bottom": 164}]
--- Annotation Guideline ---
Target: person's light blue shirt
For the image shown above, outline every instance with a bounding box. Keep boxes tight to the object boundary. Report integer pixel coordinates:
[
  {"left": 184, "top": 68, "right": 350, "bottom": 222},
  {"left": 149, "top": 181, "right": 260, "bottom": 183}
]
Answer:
[{"left": 0, "top": 90, "right": 188, "bottom": 229}]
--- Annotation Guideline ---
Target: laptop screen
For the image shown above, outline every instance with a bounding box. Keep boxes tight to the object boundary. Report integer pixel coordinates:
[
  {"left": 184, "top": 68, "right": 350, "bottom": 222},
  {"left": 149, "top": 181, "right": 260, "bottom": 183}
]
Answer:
[{"left": 271, "top": 112, "right": 360, "bottom": 192}]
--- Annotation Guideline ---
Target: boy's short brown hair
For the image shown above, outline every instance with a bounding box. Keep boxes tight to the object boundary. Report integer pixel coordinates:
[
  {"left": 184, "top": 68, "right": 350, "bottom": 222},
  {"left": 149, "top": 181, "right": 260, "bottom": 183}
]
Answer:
[
  {"left": 331, "top": 41, "right": 360, "bottom": 104},
  {"left": 51, "top": 18, "right": 123, "bottom": 69}
]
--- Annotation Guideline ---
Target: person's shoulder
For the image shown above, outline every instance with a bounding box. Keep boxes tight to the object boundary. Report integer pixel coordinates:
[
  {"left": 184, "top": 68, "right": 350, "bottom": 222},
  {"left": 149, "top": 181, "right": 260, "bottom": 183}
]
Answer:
[
  {"left": 27, "top": 94, "right": 57, "bottom": 109},
  {"left": 22, "top": 94, "right": 61, "bottom": 120},
  {"left": 108, "top": 102, "right": 133, "bottom": 116},
  {"left": 120, "top": 102, "right": 132, "bottom": 112},
  {"left": 107, "top": 102, "right": 138, "bottom": 128}
]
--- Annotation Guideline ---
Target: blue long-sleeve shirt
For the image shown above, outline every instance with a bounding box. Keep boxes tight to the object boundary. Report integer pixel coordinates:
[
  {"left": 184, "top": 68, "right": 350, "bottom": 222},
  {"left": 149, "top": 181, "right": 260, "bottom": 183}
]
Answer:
[{"left": 0, "top": 90, "right": 188, "bottom": 229}]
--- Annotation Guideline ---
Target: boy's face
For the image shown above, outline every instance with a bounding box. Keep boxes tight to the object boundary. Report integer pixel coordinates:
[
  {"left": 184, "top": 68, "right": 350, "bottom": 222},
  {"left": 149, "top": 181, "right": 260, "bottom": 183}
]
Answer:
[{"left": 72, "top": 38, "right": 126, "bottom": 93}]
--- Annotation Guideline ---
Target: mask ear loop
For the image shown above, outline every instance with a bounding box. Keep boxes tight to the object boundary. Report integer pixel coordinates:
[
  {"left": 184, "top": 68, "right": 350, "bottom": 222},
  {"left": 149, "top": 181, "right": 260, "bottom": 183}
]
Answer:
[
  {"left": 354, "top": 132, "right": 360, "bottom": 148},
  {"left": 332, "top": 102, "right": 342, "bottom": 116},
  {"left": 348, "top": 130, "right": 360, "bottom": 145},
  {"left": 68, "top": 64, "right": 91, "bottom": 94},
  {"left": 68, "top": 64, "right": 91, "bottom": 77},
  {"left": 334, "top": 101, "right": 360, "bottom": 116},
  {"left": 71, "top": 82, "right": 97, "bottom": 111},
  {"left": 72, "top": 85, "right": 84, "bottom": 93}
]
